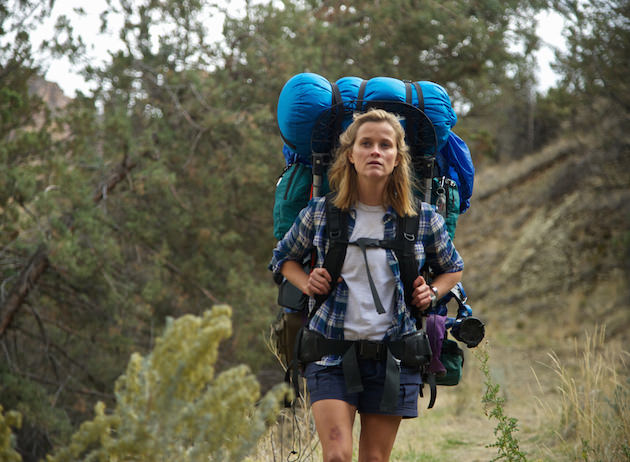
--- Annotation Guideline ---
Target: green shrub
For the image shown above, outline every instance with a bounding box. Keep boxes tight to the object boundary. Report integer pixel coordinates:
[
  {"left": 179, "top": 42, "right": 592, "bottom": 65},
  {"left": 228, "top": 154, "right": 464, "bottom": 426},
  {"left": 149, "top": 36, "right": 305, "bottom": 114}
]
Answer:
[{"left": 44, "top": 304, "right": 287, "bottom": 462}]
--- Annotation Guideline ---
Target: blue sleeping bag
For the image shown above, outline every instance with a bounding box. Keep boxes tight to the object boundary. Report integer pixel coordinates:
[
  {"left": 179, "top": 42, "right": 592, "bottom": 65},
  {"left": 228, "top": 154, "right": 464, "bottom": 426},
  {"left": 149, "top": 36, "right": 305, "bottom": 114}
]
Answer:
[
  {"left": 277, "top": 73, "right": 335, "bottom": 165},
  {"left": 277, "top": 73, "right": 458, "bottom": 163}
]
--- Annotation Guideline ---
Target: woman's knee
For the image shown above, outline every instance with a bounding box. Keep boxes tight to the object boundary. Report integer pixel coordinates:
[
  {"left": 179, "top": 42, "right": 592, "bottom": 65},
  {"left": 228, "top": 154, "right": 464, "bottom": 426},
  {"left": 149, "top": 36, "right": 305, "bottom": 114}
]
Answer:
[{"left": 323, "top": 446, "right": 353, "bottom": 462}]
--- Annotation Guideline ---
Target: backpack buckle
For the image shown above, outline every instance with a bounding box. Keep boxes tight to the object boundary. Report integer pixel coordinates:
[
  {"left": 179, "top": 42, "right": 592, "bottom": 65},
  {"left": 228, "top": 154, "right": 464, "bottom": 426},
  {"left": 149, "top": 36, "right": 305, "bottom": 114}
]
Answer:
[
  {"left": 403, "top": 233, "right": 416, "bottom": 242},
  {"left": 358, "top": 340, "right": 385, "bottom": 360}
]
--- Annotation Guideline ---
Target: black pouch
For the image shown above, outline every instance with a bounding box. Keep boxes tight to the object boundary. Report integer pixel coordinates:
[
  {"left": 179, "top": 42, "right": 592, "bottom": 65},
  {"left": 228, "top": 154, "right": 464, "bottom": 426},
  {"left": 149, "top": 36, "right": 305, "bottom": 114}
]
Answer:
[
  {"left": 297, "top": 328, "right": 326, "bottom": 364},
  {"left": 395, "top": 330, "right": 433, "bottom": 368},
  {"left": 277, "top": 278, "right": 308, "bottom": 311}
]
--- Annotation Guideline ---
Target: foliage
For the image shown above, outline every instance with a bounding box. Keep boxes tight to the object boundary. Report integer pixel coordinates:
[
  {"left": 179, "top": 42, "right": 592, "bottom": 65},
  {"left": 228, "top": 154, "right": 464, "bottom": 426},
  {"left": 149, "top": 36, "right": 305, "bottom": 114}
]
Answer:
[
  {"left": 553, "top": 0, "right": 630, "bottom": 113},
  {"left": 0, "top": 405, "right": 22, "bottom": 462},
  {"left": 0, "top": 365, "right": 73, "bottom": 457},
  {"left": 477, "top": 344, "right": 528, "bottom": 462},
  {"left": 45, "top": 304, "right": 287, "bottom": 462}
]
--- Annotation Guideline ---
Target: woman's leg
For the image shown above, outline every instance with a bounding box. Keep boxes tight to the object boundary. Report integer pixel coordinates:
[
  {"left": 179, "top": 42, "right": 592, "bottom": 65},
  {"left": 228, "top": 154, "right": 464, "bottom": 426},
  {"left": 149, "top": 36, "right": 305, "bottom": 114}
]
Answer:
[
  {"left": 357, "top": 413, "right": 402, "bottom": 462},
  {"left": 311, "top": 399, "right": 357, "bottom": 462}
]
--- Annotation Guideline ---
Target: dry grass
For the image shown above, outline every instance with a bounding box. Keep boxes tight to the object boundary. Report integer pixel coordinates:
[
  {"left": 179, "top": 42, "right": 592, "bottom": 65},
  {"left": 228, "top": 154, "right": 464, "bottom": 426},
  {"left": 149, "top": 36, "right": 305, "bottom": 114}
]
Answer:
[
  {"left": 534, "top": 326, "right": 630, "bottom": 461},
  {"left": 247, "top": 395, "right": 321, "bottom": 462}
]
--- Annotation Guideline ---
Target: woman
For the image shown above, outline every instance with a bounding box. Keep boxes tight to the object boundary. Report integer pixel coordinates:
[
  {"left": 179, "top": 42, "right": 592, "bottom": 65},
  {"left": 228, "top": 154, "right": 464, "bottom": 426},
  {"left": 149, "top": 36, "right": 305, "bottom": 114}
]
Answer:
[{"left": 270, "top": 109, "right": 463, "bottom": 462}]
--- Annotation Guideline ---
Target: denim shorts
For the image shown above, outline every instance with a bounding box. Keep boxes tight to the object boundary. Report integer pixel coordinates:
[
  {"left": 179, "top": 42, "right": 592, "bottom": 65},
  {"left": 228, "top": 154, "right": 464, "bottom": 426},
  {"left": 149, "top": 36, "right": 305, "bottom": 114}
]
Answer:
[{"left": 304, "top": 359, "right": 422, "bottom": 418}]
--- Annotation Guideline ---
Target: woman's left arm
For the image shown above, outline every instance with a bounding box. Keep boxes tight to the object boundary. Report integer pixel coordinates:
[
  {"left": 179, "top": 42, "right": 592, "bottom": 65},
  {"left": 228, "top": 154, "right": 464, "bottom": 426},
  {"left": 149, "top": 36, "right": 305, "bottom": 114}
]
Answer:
[
  {"left": 410, "top": 271, "right": 462, "bottom": 311},
  {"left": 411, "top": 204, "right": 465, "bottom": 310}
]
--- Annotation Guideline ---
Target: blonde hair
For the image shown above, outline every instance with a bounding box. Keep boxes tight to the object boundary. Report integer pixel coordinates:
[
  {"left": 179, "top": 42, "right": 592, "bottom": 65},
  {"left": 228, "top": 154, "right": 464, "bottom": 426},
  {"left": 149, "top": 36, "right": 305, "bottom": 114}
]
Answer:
[{"left": 328, "top": 109, "right": 418, "bottom": 216}]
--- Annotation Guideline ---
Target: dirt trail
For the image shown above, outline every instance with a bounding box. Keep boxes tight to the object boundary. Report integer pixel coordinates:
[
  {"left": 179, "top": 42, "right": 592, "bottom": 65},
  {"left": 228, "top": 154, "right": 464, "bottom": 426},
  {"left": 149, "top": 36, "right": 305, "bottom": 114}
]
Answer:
[{"left": 390, "top": 342, "right": 559, "bottom": 461}]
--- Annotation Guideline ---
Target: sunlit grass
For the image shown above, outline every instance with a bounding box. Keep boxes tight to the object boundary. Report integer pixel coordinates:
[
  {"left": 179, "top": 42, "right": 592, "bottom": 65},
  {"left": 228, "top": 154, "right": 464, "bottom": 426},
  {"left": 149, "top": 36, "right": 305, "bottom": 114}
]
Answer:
[{"left": 535, "top": 325, "right": 630, "bottom": 461}]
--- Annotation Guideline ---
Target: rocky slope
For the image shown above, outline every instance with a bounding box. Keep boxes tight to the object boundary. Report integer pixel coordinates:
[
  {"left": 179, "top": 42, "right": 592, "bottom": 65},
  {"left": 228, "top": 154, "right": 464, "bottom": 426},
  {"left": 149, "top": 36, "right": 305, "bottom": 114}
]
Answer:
[{"left": 456, "top": 126, "right": 630, "bottom": 349}]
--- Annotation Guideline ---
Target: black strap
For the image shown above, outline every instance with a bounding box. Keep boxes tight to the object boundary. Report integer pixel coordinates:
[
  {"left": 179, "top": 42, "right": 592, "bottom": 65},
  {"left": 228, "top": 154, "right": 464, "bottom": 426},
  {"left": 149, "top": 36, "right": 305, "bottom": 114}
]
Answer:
[
  {"left": 356, "top": 79, "right": 367, "bottom": 112},
  {"left": 404, "top": 80, "right": 413, "bottom": 105},
  {"left": 313, "top": 194, "right": 348, "bottom": 310},
  {"left": 295, "top": 329, "right": 429, "bottom": 412},
  {"left": 412, "top": 81, "right": 424, "bottom": 111},
  {"left": 426, "top": 372, "right": 437, "bottom": 409},
  {"left": 381, "top": 348, "right": 401, "bottom": 412},
  {"left": 285, "top": 327, "right": 306, "bottom": 407},
  {"left": 330, "top": 81, "right": 343, "bottom": 147},
  {"left": 341, "top": 341, "right": 399, "bottom": 412},
  {"left": 394, "top": 206, "right": 421, "bottom": 310}
]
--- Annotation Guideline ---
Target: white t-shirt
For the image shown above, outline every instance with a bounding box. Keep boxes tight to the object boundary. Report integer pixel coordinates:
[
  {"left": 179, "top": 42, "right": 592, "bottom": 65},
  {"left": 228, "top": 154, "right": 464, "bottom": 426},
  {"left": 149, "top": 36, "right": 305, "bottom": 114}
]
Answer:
[{"left": 342, "top": 202, "right": 396, "bottom": 340}]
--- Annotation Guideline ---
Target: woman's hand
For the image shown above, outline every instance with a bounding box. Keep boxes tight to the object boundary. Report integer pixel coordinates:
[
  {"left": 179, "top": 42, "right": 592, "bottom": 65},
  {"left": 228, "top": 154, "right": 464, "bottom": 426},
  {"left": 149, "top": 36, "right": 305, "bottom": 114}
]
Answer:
[
  {"left": 411, "top": 275, "right": 433, "bottom": 311},
  {"left": 305, "top": 267, "right": 333, "bottom": 296},
  {"left": 281, "top": 261, "right": 340, "bottom": 297}
]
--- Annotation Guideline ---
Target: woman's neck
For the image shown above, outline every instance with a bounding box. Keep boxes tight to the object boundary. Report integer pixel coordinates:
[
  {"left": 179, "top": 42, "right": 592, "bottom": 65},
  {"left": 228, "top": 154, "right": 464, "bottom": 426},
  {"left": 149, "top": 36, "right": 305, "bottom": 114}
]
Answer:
[{"left": 356, "top": 178, "right": 386, "bottom": 206}]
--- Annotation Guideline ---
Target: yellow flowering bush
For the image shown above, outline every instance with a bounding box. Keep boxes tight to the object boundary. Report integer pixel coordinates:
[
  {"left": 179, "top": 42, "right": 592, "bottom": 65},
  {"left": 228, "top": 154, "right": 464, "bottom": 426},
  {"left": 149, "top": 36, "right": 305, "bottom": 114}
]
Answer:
[
  {"left": 0, "top": 405, "right": 22, "bottom": 462},
  {"left": 45, "top": 304, "right": 287, "bottom": 462}
]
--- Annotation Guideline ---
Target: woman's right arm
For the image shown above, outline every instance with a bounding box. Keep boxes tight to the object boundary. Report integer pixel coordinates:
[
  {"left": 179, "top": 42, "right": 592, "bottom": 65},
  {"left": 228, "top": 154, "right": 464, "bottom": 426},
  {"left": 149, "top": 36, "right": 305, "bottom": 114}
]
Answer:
[{"left": 271, "top": 198, "right": 332, "bottom": 296}]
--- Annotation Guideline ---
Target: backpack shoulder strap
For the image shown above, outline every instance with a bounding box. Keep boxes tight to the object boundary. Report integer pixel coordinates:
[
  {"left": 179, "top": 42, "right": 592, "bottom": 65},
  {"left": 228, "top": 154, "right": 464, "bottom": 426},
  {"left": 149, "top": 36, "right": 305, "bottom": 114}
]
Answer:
[
  {"left": 393, "top": 201, "right": 421, "bottom": 311},
  {"left": 313, "top": 193, "right": 349, "bottom": 310}
]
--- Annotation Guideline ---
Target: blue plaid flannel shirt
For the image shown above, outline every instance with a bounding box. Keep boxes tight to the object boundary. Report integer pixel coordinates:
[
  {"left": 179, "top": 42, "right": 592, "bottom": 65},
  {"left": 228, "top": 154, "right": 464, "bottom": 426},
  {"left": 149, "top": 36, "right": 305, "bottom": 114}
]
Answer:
[{"left": 270, "top": 196, "right": 464, "bottom": 366}]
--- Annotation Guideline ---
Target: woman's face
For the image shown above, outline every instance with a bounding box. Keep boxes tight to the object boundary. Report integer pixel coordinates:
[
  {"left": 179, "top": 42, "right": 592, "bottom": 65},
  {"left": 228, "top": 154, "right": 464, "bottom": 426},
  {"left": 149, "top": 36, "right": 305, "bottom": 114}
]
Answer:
[{"left": 348, "top": 121, "right": 399, "bottom": 182}]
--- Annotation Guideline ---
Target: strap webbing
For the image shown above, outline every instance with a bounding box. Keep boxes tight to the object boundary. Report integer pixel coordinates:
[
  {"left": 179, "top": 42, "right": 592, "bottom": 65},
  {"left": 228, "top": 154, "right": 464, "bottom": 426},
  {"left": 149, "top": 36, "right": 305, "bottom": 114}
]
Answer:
[
  {"left": 313, "top": 194, "right": 348, "bottom": 310},
  {"left": 395, "top": 208, "right": 421, "bottom": 310},
  {"left": 348, "top": 238, "right": 387, "bottom": 314},
  {"left": 404, "top": 80, "right": 413, "bottom": 104},
  {"left": 426, "top": 372, "right": 437, "bottom": 408},
  {"left": 412, "top": 81, "right": 424, "bottom": 111},
  {"left": 381, "top": 348, "right": 401, "bottom": 412},
  {"left": 330, "top": 81, "right": 344, "bottom": 151},
  {"left": 356, "top": 79, "right": 367, "bottom": 112}
]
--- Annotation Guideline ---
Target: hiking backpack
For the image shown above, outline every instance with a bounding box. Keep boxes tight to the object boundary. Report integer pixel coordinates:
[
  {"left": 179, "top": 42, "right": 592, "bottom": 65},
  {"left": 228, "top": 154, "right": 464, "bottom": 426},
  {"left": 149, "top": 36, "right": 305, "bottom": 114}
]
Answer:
[{"left": 271, "top": 73, "right": 483, "bottom": 407}]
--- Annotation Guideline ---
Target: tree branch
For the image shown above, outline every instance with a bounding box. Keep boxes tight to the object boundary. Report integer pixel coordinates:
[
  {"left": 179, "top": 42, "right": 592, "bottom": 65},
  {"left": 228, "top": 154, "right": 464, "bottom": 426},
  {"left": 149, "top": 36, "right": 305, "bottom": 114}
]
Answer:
[
  {"left": 17, "top": 370, "right": 114, "bottom": 400},
  {"left": 0, "top": 244, "right": 49, "bottom": 337},
  {"left": 93, "top": 154, "right": 138, "bottom": 203},
  {"left": 13, "top": 324, "right": 108, "bottom": 392}
]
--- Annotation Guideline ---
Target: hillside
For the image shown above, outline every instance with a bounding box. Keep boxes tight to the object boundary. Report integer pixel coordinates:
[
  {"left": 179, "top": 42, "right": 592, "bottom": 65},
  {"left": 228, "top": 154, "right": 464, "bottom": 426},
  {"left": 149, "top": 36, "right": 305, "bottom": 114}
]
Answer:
[
  {"left": 458, "top": 126, "right": 630, "bottom": 345},
  {"left": 415, "top": 121, "right": 630, "bottom": 460}
]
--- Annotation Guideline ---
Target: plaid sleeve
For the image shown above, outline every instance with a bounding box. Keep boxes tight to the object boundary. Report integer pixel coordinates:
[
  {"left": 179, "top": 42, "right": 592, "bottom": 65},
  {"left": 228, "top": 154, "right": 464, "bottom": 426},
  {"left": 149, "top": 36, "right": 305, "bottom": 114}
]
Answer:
[
  {"left": 269, "top": 200, "right": 317, "bottom": 275},
  {"left": 420, "top": 202, "right": 464, "bottom": 274}
]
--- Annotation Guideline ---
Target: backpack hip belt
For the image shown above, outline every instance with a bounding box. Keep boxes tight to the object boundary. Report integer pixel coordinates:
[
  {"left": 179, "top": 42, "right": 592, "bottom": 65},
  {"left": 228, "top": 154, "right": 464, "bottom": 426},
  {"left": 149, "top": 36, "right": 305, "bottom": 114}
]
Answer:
[
  {"left": 297, "top": 327, "right": 431, "bottom": 366},
  {"left": 295, "top": 327, "right": 431, "bottom": 412}
]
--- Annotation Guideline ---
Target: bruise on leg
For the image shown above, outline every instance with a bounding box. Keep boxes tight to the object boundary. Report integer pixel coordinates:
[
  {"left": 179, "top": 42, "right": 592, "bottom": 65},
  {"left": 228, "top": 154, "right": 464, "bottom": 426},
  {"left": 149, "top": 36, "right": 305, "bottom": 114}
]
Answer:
[{"left": 329, "top": 425, "right": 343, "bottom": 441}]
